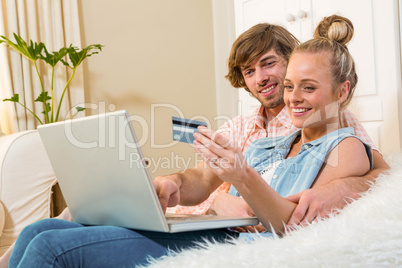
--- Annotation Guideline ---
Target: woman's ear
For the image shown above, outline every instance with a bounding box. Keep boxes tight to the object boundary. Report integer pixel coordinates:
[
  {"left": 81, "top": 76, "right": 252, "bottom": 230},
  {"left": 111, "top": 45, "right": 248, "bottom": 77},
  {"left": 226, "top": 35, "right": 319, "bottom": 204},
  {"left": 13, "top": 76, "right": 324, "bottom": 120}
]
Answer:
[{"left": 338, "top": 81, "right": 350, "bottom": 104}]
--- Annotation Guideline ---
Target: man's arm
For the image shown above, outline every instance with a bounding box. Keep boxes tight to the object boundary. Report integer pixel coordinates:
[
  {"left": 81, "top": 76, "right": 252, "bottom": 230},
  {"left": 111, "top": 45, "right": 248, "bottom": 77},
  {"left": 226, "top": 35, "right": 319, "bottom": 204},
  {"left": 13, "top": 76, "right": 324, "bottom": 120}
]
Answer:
[
  {"left": 286, "top": 149, "right": 389, "bottom": 226},
  {"left": 153, "top": 161, "right": 223, "bottom": 213}
]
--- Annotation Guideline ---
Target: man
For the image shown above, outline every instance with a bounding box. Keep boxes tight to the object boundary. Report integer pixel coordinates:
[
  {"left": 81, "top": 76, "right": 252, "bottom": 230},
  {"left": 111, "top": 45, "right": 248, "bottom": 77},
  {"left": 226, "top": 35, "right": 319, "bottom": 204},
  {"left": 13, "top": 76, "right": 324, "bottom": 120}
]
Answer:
[{"left": 154, "top": 23, "right": 389, "bottom": 229}]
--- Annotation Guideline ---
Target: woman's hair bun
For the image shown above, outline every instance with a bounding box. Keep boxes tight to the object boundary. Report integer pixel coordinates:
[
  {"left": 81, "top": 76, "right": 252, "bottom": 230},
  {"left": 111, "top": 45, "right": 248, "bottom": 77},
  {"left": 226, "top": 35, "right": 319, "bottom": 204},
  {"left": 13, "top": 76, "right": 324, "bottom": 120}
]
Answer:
[{"left": 313, "top": 15, "right": 354, "bottom": 45}]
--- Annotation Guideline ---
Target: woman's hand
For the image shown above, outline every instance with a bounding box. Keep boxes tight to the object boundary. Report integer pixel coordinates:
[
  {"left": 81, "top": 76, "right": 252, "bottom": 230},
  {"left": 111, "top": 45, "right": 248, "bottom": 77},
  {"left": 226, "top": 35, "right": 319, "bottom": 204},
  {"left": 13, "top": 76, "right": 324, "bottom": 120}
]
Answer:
[
  {"left": 207, "top": 193, "right": 253, "bottom": 217},
  {"left": 194, "top": 126, "right": 297, "bottom": 234},
  {"left": 193, "top": 126, "right": 250, "bottom": 184}
]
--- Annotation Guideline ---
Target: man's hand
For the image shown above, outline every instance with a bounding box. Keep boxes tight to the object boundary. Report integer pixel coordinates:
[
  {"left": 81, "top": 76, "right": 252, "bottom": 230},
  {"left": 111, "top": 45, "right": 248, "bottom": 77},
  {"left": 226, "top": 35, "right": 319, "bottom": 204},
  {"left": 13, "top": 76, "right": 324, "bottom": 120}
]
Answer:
[
  {"left": 208, "top": 193, "right": 266, "bottom": 233},
  {"left": 153, "top": 175, "right": 181, "bottom": 213},
  {"left": 286, "top": 150, "right": 389, "bottom": 228},
  {"left": 285, "top": 178, "right": 358, "bottom": 227}
]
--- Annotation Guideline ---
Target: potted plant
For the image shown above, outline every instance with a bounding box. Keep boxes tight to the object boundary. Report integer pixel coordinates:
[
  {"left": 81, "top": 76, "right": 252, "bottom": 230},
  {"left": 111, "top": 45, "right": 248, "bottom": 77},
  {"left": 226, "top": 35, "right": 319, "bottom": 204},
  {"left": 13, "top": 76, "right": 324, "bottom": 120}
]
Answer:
[{"left": 0, "top": 33, "right": 103, "bottom": 125}]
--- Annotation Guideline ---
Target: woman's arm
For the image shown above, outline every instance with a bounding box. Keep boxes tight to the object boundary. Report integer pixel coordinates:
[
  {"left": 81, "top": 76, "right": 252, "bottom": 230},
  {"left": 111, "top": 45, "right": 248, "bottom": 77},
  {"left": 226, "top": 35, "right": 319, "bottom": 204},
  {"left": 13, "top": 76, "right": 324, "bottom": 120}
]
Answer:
[
  {"left": 286, "top": 138, "right": 376, "bottom": 225},
  {"left": 313, "top": 137, "right": 371, "bottom": 187},
  {"left": 228, "top": 165, "right": 297, "bottom": 233},
  {"left": 194, "top": 128, "right": 371, "bottom": 234}
]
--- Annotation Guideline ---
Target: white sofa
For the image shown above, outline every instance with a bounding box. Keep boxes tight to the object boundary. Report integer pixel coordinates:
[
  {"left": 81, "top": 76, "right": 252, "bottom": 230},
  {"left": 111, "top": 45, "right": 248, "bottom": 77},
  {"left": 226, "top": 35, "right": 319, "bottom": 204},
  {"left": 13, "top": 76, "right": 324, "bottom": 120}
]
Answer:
[
  {"left": 146, "top": 153, "right": 402, "bottom": 267},
  {"left": 1, "top": 130, "right": 401, "bottom": 266},
  {"left": 0, "top": 130, "right": 61, "bottom": 256}
]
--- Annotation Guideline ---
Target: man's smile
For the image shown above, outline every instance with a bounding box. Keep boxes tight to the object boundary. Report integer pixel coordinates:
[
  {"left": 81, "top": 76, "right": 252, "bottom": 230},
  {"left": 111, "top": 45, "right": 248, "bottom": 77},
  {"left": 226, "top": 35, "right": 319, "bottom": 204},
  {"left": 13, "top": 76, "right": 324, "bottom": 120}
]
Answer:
[{"left": 259, "top": 83, "right": 277, "bottom": 96}]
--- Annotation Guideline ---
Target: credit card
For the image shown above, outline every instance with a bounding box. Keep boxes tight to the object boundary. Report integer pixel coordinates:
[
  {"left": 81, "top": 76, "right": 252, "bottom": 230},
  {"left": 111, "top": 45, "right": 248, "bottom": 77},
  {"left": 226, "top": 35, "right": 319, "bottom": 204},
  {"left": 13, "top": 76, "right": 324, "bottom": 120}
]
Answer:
[{"left": 172, "top": 116, "right": 207, "bottom": 144}]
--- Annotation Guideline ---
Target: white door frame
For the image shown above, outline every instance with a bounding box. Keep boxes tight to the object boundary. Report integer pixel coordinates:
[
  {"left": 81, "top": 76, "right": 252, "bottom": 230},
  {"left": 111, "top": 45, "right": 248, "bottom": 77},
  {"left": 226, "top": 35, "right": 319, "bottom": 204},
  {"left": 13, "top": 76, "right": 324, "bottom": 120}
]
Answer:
[
  {"left": 398, "top": 0, "right": 402, "bottom": 148},
  {"left": 211, "top": 0, "right": 239, "bottom": 127}
]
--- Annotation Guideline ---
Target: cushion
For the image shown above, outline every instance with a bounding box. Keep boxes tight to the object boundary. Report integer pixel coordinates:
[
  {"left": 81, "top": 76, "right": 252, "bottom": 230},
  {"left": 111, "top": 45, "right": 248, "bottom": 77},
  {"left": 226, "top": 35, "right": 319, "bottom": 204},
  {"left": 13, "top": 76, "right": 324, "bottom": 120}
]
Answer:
[
  {"left": 0, "top": 201, "right": 4, "bottom": 236},
  {"left": 0, "top": 130, "right": 57, "bottom": 256}
]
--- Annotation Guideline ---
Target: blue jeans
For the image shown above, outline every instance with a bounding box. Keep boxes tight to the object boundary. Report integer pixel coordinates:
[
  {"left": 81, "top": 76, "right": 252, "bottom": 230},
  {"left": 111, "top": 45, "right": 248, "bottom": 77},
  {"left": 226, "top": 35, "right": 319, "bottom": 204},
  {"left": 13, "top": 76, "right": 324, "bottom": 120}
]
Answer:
[{"left": 9, "top": 219, "right": 237, "bottom": 267}]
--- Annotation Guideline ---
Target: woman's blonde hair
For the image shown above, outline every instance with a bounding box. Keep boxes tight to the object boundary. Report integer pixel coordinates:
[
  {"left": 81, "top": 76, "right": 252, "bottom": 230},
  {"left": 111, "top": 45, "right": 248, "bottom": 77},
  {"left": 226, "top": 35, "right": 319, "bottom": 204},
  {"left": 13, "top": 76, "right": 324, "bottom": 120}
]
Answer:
[{"left": 292, "top": 15, "right": 357, "bottom": 110}]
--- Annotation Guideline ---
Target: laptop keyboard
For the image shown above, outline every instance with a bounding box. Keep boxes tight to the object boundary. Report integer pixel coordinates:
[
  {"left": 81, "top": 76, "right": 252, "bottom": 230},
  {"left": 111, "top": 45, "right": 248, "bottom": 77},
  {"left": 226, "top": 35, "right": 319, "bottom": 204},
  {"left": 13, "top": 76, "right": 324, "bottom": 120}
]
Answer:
[
  {"left": 165, "top": 213, "right": 215, "bottom": 222},
  {"left": 166, "top": 216, "right": 193, "bottom": 222}
]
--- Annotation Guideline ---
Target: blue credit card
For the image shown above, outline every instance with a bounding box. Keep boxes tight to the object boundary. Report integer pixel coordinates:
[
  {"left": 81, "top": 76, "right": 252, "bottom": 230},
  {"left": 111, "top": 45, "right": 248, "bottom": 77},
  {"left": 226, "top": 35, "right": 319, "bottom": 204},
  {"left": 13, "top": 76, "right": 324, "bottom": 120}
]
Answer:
[{"left": 172, "top": 116, "right": 207, "bottom": 143}]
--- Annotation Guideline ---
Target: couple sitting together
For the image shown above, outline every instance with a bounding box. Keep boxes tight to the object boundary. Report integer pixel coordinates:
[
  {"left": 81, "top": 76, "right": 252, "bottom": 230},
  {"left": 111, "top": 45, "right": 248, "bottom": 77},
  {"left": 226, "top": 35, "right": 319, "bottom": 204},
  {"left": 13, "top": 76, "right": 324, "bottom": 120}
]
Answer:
[{"left": 3, "top": 14, "right": 389, "bottom": 267}]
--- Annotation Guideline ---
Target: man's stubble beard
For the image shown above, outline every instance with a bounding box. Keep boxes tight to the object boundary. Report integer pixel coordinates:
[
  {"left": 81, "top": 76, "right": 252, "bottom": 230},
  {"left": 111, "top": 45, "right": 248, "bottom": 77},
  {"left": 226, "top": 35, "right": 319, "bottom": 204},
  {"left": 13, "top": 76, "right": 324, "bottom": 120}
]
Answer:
[
  {"left": 254, "top": 86, "right": 285, "bottom": 110},
  {"left": 262, "top": 95, "right": 284, "bottom": 109}
]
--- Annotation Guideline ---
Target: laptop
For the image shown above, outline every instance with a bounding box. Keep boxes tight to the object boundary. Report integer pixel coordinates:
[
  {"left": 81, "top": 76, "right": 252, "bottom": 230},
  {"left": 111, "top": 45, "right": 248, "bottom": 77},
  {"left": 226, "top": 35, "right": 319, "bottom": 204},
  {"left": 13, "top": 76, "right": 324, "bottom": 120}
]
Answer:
[{"left": 37, "top": 110, "right": 258, "bottom": 233}]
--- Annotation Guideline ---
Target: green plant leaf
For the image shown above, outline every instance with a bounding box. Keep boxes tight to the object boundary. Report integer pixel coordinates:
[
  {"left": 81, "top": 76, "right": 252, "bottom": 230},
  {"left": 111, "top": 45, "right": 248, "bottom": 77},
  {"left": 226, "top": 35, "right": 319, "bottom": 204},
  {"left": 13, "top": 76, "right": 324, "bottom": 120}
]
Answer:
[
  {"left": 42, "top": 103, "right": 51, "bottom": 115},
  {"left": 1, "top": 32, "right": 103, "bottom": 125},
  {"left": 3, "top": 93, "right": 19, "bottom": 102},
  {"left": 59, "top": 45, "right": 78, "bottom": 67},
  {"left": 61, "top": 44, "right": 103, "bottom": 68},
  {"left": 0, "top": 34, "right": 44, "bottom": 62},
  {"left": 40, "top": 46, "right": 69, "bottom": 68},
  {"left": 34, "top": 91, "right": 51, "bottom": 103}
]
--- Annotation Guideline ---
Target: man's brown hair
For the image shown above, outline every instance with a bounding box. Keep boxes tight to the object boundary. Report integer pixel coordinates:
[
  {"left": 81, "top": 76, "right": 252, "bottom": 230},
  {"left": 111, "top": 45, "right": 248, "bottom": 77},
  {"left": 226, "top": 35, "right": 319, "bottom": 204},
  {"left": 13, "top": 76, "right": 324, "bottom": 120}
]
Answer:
[{"left": 226, "top": 23, "right": 299, "bottom": 92}]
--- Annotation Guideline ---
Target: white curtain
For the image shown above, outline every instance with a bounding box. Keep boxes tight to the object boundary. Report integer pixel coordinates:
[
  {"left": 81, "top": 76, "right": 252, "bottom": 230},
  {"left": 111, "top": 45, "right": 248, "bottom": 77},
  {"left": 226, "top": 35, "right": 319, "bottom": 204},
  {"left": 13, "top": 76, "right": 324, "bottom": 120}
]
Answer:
[{"left": 0, "top": 0, "right": 84, "bottom": 134}]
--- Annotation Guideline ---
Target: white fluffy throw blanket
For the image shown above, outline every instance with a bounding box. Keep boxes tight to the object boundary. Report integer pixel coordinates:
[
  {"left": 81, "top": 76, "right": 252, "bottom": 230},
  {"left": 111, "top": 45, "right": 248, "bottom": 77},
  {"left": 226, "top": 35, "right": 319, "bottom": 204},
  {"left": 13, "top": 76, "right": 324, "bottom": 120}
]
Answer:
[{"left": 147, "top": 153, "right": 402, "bottom": 267}]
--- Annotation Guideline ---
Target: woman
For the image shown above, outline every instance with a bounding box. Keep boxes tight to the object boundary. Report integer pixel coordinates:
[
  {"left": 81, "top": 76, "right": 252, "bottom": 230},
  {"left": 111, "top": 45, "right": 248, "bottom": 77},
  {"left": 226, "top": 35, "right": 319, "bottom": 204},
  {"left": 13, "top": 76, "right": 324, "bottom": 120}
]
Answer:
[
  {"left": 7, "top": 15, "right": 372, "bottom": 267},
  {"left": 195, "top": 14, "right": 371, "bottom": 236}
]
